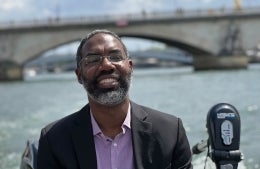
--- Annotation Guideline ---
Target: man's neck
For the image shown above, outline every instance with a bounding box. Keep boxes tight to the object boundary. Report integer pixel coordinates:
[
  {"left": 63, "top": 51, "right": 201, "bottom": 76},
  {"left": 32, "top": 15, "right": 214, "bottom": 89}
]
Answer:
[{"left": 89, "top": 99, "right": 130, "bottom": 138}]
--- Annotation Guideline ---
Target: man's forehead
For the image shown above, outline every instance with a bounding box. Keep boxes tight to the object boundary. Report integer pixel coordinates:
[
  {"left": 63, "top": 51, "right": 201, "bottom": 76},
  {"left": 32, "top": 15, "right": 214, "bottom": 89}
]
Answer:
[
  {"left": 83, "top": 33, "right": 123, "bottom": 50},
  {"left": 87, "top": 33, "right": 119, "bottom": 44}
]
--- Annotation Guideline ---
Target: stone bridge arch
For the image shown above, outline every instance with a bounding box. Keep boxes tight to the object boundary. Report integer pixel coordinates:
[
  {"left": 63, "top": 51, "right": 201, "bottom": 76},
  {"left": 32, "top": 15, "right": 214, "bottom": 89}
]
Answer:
[
  {"left": 119, "top": 33, "right": 212, "bottom": 55},
  {"left": 24, "top": 40, "right": 80, "bottom": 64},
  {"left": 23, "top": 32, "right": 211, "bottom": 65}
]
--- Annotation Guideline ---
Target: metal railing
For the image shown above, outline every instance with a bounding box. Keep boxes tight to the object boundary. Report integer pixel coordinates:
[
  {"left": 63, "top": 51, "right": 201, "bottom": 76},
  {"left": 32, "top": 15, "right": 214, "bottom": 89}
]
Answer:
[{"left": 1, "top": 6, "right": 260, "bottom": 29}]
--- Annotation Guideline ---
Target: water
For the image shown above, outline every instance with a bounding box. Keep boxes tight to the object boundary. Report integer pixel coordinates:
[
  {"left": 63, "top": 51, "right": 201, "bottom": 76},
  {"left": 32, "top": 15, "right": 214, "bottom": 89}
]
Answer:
[{"left": 0, "top": 65, "right": 260, "bottom": 169}]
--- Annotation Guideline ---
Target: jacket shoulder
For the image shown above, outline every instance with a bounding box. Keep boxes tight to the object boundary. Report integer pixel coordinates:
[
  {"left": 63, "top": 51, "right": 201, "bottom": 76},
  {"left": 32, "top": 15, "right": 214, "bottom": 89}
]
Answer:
[
  {"left": 131, "top": 101, "right": 179, "bottom": 124},
  {"left": 40, "top": 104, "right": 90, "bottom": 136}
]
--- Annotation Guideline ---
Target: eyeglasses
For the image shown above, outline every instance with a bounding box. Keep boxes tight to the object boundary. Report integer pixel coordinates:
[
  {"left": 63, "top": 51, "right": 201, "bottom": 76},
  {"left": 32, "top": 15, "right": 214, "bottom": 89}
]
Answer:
[{"left": 80, "top": 52, "right": 127, "bottom": 66}]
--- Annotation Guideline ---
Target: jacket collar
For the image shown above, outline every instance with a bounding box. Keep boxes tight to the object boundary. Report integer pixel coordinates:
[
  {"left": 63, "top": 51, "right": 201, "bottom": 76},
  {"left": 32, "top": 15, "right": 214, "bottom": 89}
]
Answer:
[
  {"left": 130, "top": 101, "right": 155, "bottom": 169},
  {"left": 71, "top": 104, "right": 97, "bottom": 169}
]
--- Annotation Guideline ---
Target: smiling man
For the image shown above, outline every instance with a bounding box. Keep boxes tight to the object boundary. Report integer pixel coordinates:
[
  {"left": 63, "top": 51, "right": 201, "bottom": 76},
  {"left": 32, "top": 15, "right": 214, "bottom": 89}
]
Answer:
[{"left": 37, "top": 29, "right": 193, "bottom": 169}]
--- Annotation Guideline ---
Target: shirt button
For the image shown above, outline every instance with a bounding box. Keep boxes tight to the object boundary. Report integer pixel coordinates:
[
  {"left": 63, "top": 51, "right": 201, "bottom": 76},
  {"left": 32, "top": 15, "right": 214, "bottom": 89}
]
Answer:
[{"left": 113, "top": 143, "right": 117, "bottom": 147}]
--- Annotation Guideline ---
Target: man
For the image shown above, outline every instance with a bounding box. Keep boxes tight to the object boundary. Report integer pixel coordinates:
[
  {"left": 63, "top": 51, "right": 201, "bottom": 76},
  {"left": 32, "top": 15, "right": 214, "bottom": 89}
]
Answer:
[{"left": 37, "top": 29, "right": 192, "bottom": 169}]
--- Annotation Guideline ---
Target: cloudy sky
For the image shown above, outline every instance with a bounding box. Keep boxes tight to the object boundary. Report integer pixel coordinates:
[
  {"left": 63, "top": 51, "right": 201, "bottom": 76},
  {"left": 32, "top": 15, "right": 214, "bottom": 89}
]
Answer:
[{"left": 1, "top": 0, "right": 260, "bottom": 22}]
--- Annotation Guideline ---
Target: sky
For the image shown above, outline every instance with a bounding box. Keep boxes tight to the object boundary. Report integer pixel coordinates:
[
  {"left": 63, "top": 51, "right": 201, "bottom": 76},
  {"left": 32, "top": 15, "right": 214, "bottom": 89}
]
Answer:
[{"left": 1, "top": 0, "right": 260, "bottom": 22}]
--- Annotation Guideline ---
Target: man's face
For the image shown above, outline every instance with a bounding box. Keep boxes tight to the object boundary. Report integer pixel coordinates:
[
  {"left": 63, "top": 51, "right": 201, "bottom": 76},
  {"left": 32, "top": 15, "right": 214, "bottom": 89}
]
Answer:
[{"left": 75, "top": 33, "right": 133, "bottom": 106}]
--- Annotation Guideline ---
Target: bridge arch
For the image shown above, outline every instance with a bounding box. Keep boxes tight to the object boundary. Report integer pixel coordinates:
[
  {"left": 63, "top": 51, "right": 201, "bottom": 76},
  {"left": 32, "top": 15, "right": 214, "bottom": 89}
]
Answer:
[
  {"left": 118, "top": 33, "right": 212, "bottom": 56},
  {"left": 25, "top": 33, "right": 209, "bottom": 66},
  {"left": 23, "top": 39, "right": 80, "bottom": 65}
]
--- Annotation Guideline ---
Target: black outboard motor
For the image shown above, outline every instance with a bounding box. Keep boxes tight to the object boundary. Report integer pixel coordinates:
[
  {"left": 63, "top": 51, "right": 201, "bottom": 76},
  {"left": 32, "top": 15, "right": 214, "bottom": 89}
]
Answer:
[{"left": 206, "top": 103, "right": 243, "bottom": 169}]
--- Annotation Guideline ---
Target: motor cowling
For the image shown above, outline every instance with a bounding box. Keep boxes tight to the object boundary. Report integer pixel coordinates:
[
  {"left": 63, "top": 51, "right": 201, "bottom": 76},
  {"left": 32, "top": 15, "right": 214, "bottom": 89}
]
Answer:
[{"left": 206, "top": 103, "right": 243, "bottom": 169}]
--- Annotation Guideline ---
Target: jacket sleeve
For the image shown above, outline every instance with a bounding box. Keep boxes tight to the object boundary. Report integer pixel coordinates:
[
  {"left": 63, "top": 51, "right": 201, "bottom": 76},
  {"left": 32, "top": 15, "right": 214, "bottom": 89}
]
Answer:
[
  {"left": 171, "top": 118, "right": 193, "bottom": 169},
  {"left": 37, "top": 129, "right": 62, "bottom": 169}
]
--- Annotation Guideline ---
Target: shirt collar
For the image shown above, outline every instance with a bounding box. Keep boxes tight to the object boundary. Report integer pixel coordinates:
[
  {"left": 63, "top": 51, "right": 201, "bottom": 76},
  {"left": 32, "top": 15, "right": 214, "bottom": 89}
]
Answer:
[{"left": 90, "top": 104, "right": 131, "bottom": 136}]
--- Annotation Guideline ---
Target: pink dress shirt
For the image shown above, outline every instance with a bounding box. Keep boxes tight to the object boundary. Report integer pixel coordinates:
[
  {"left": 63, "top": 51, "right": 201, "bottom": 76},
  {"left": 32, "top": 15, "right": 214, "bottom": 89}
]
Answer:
[{"left": 90, "top": 105, "right": 134, "bottom": 169}]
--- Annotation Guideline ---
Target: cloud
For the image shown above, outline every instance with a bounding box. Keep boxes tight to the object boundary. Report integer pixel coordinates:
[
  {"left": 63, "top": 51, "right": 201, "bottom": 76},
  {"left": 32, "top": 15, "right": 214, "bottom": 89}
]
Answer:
[
  {"left": 201, "top": 0, "right": 214, "bottom": 3},
  {"left": 0, "top": 0, "right": 58, "bottom": 21},
  {"left": 42, "top": 8, "right": 55, "bottom": 18},
  {"left": 103, "top": 0, "right": 170, "bottom": 15},
  {"left": 0, "top": 0, "right": 25, "bottom": 10},
  {"left": 181, "top": 0, "right": 214, "bottom": 3}
]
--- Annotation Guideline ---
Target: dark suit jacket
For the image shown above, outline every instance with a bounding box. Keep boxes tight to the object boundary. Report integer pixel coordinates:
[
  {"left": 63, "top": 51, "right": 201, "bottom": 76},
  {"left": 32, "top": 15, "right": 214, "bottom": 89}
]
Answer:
[{"left": 37, "top": 101, "right": 192, "bottom": 169}]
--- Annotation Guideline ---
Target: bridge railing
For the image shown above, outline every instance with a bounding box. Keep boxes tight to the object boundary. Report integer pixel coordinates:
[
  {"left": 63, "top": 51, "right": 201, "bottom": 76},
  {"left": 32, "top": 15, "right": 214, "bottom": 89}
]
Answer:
[{"left": 1, "top": 6, "right": 260, "bottom": 29}]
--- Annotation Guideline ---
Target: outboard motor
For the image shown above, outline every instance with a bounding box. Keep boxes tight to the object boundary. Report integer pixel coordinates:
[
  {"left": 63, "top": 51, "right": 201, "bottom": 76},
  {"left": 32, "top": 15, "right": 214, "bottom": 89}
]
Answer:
[{"left": 207, "top": 103, "right": 243, "bottom": 169}]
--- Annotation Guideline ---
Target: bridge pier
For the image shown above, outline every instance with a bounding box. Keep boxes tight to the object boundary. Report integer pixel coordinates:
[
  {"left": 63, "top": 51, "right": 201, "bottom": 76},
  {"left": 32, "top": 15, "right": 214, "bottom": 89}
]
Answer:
[
  {"left": 193, "top": 55, "right": 248, "bottom": 71},
  {"left": 0, "top": 61, "right": 24, "bottom": 81}
]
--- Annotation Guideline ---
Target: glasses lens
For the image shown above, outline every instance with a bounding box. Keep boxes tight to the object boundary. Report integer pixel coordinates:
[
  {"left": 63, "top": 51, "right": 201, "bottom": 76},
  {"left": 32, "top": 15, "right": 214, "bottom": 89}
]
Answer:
[
  {"left": 85, "top": 55, "right": 101, "bottom": 64},
  {"left": 109, "top": 54, "right": 124, "bottom": 62}
]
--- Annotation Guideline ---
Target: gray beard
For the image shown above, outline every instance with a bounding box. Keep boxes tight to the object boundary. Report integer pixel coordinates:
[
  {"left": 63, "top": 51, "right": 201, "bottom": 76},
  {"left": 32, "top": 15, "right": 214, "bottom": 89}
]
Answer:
[
  {"left": 82, "top": 75, "right": 131, "bottom": 106},
  {"left": 87, "top": 87, "right": 128, "bottom": 106}
]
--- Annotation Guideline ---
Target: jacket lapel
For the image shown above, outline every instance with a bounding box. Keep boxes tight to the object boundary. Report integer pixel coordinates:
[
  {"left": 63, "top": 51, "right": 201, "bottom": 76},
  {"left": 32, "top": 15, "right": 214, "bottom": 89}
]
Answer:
[
  {"left": 131, "top": 102, "right": 155, "bottom": 169},
  {"left": 71, "top": 105, "right": 97, "bottom": 169}
]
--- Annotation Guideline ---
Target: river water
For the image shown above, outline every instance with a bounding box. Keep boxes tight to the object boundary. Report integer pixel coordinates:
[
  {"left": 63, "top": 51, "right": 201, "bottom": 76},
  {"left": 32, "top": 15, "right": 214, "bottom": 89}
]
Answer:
[{"left": 0, "top": 65, "right": 259, "bottom": 169}]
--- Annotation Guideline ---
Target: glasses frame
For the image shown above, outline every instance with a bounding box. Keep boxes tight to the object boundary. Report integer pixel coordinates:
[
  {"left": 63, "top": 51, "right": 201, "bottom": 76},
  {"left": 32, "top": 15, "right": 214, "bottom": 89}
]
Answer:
[{"left": 79, "top": 52, "right": 128, "bottom": 67}]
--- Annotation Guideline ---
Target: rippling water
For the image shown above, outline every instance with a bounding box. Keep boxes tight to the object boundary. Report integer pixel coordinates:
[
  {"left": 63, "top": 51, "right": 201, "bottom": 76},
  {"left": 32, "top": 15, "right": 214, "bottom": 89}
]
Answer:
[{"left": 0, "top": 65, "right": 259, "bottom": 169}]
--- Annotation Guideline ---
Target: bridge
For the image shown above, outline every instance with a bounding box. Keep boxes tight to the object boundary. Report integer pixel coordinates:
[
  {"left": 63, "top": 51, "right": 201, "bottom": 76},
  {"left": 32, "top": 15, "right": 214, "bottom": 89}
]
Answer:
[{"left": 1, "top": 7, "right": 260, "bottom": 80}]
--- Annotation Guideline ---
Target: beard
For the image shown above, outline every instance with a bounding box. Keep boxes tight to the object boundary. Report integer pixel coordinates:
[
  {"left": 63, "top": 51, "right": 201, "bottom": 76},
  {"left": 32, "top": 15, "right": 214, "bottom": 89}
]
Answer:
[{"left": 81, "top": 71, "right": 132, "bottom": 106}]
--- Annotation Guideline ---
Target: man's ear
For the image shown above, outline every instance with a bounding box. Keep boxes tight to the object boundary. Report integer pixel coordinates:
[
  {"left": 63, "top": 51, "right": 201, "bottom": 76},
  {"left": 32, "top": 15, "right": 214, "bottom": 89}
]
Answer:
[
  {"left": 128, "top": 59, "right": 133, "bottom": 72},
  {"left": 75, "top": 68, "right": 83, "bottom": 84}
]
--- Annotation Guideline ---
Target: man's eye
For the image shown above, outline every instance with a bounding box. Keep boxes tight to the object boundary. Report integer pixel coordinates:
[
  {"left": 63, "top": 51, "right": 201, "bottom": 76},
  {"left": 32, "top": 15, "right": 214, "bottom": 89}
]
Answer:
[
  {"left": 110, "top": 55, "right": 123, "bottom": 62},
  {"left": 86, "top": 55, "right": 100, "bottom": 63}
]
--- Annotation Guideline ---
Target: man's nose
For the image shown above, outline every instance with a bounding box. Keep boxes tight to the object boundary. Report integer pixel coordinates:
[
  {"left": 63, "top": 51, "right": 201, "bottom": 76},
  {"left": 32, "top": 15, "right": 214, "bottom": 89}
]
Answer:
[{"left": 99, "top": 57, "right": 114, "bottom": 70}]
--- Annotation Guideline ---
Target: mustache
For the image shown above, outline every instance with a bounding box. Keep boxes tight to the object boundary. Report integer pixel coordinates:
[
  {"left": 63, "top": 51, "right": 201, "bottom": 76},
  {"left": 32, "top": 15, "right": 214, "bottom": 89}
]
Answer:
[{"left": 95, "top": 70, "right": 120, "bottom": 81}]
